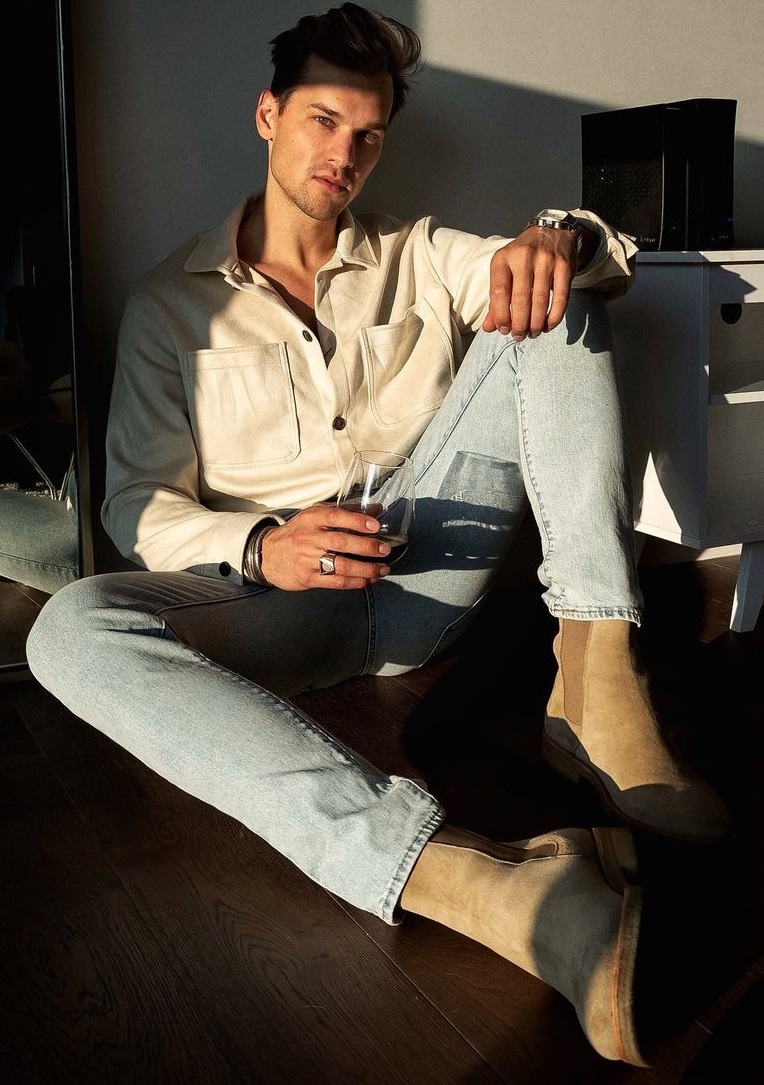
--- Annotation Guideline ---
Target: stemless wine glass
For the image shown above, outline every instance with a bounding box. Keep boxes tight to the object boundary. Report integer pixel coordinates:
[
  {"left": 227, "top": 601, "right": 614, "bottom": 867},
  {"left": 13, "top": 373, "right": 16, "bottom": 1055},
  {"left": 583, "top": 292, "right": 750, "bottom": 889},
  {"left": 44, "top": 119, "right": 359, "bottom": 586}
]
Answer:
[{"left": 336, "top": 450, "right": 415, "bottom": 563}]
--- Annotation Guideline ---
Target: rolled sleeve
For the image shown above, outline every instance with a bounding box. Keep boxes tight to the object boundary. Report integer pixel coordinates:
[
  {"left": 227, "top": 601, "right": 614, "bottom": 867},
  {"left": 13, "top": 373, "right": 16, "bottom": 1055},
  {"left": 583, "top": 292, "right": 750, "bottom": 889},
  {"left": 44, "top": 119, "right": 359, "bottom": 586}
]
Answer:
[{"left": 570, "top": 208, "right": 639, "bottom": 297}]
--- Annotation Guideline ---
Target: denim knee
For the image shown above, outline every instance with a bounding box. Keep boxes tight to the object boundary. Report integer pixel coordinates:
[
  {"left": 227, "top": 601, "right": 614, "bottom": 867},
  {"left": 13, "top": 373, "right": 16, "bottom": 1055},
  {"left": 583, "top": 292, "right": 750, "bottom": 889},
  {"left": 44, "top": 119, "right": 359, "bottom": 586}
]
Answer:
[{"left": 26, "top": 574, "right": 140, "bottom": 690}]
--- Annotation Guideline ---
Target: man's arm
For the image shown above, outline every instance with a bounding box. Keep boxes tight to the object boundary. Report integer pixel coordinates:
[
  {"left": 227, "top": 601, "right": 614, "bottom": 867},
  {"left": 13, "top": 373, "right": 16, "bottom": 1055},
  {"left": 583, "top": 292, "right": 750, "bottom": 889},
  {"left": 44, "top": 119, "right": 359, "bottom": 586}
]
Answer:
[
  {"left": 483, "top": 209, "right": 637, "bottom": 341},
  {"left": 103, "top": 293, "right": 281, "bottom": 581}
]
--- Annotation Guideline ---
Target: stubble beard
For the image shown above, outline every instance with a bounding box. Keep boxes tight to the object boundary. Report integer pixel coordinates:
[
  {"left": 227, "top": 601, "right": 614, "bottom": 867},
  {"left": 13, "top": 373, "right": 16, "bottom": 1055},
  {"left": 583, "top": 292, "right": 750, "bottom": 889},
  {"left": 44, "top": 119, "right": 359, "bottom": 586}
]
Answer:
[{"left": 272, "top": 160, "right": 355, "bottom": 223}]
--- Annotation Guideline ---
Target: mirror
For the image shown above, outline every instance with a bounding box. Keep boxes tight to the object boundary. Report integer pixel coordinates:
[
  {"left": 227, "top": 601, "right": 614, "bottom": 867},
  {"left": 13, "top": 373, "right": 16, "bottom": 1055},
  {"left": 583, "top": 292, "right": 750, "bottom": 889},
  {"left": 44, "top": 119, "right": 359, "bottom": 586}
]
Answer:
[{"left": 0, "top": 0, "right": 89, "bottom": 678}]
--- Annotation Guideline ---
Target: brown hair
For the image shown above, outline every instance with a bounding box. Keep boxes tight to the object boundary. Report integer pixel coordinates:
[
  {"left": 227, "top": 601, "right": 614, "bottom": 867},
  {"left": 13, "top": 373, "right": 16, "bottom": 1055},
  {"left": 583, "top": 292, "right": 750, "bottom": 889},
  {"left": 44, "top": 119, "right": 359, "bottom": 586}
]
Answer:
[{"left": 269, "top": 3, "right": 422, "bottom": 122}]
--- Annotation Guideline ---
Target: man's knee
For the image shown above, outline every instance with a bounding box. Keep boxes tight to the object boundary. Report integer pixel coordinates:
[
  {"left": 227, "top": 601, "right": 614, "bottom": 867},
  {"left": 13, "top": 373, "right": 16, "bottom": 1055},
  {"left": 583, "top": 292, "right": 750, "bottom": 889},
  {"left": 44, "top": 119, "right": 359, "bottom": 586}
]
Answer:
[{"left": 26, "top": 574, "right": 133, "bottom": 687}]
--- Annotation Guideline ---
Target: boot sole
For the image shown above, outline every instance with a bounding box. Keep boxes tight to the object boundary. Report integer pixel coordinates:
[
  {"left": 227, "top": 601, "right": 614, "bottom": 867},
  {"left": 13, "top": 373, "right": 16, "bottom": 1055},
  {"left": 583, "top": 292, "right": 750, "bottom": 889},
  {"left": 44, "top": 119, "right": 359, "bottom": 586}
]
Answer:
[
  {"left": 592, "top": 827, "right": 646, "bottom": 1067},
  {"left": 542, "top": 728, "right": 731, "bottom": 845}
]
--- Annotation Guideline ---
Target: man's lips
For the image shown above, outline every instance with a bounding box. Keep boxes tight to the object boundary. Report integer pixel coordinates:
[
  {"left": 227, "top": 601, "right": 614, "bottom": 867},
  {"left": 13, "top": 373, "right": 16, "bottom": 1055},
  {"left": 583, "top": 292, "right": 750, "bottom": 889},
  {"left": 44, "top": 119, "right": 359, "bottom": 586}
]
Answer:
[{"left": 314, "top": 175, "right": 351, "bottom": 195}]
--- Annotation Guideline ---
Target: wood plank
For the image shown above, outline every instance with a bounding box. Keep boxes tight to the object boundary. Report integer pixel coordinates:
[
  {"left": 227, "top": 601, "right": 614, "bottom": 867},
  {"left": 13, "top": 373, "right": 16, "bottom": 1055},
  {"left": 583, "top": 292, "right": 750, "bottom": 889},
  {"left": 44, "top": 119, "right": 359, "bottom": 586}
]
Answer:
[
  {"left": 0, "top": 693, "right": 248, "bottom": 1084},
  {"left": 14, "top": 685, "right": 505, "bottom": 1085},
  {"left": 3, "top": 554, "right": 762, "bottom": 1085},
  {"left": 676, "top": 969, "right": 764, "bottom": 1085},
  {"left": 0, "top": 578, "right": 49, "bottom": 672},
  {"left": 337, "top": 901, "right": 711, "bottom": 1085}
]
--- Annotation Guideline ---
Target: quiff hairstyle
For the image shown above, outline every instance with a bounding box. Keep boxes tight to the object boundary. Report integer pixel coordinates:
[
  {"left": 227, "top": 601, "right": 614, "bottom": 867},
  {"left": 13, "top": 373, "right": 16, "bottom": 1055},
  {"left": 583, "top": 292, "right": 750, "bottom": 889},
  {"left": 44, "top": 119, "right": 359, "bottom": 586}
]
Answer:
[{"left": 269, "top": 3, "right": 422, "bottom": 122}]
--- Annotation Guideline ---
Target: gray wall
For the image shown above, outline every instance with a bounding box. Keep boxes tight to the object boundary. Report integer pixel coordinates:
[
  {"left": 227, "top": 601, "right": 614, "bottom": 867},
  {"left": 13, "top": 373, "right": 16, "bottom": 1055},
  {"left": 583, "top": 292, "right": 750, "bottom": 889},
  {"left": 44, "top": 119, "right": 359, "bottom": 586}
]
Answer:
[
  {"left": 71, "top": 0, "right": 764, "bottom": 364},
  {"left": 68, "top": 0, "right": 764, "bottom": 566}
]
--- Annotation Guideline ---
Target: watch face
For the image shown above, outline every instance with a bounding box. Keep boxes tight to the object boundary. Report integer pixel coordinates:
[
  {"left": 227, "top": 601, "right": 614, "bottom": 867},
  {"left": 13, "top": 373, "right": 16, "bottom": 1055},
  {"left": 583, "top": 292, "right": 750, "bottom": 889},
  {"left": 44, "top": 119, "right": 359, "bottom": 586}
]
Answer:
[
  {"left": 528, "top": 210, "right": 583, "bottom": 251},
  {"left": 538, "top": 209, "right": 573, "bottom": 224}
]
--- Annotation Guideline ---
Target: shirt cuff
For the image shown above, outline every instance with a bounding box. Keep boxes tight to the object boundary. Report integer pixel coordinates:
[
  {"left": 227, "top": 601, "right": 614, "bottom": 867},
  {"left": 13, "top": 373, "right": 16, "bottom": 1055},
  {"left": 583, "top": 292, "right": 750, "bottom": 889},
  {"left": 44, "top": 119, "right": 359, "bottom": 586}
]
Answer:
[{"left": 569, "top": 208, "right": 639, "bottom": 297}]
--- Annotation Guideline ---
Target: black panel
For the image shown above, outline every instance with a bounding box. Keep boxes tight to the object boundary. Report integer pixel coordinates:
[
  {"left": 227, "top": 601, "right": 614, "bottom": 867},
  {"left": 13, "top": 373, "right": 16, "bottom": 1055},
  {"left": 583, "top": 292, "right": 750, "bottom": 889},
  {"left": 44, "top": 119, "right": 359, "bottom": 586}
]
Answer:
[{"left": 581, "top": 98, "right": 737, "bottom": 251}]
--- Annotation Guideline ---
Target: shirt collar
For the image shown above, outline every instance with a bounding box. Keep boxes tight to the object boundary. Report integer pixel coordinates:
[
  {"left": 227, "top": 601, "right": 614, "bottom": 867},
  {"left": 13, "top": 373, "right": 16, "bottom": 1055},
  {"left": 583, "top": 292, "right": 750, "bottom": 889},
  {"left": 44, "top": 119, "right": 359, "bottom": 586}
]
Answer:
[
  {"left": 182, "top": 196, "right": 380, "bottom": 276},
  {"left": 332, "top": 210, "right": 378, "bottom": 269},
  {"left": 183, "top": 199, "right": 249, "bottom": 275}
]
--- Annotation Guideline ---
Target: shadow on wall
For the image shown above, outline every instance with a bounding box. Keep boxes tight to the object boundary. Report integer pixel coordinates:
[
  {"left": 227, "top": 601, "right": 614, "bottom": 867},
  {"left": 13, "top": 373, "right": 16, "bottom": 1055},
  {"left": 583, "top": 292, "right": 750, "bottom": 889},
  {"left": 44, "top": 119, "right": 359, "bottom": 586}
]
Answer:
[{"left": 360, "top": 65, "right": 764, "bottom": 249}]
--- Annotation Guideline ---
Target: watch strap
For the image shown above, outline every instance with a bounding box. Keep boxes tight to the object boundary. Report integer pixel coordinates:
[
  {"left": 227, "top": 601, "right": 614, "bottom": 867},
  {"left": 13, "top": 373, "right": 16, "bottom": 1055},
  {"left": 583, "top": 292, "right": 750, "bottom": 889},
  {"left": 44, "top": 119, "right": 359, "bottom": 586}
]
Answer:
[{"left": 527, "top": 212, "right": 584, "bottom": 253}]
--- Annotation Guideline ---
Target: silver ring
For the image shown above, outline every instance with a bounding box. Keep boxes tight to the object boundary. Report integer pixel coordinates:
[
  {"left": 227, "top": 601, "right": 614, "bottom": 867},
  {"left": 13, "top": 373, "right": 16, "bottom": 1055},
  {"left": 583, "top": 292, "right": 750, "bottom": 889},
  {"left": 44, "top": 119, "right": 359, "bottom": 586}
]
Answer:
[{"left": 319, "top": 552, "right": 336, "bottom": 576}]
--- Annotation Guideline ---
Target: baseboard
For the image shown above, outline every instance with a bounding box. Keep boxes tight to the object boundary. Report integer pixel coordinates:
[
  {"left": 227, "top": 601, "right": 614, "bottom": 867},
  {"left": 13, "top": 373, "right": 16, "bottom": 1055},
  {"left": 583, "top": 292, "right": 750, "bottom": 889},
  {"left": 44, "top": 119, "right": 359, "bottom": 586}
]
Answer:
[{"left": 639, "top": 537, "right": 741, "bottom": 567}]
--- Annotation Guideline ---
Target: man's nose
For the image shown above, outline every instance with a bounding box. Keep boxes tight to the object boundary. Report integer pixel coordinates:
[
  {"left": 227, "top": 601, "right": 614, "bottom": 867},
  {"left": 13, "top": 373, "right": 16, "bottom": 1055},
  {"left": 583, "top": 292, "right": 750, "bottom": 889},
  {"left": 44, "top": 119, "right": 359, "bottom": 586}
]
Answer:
[{"left": 327, "top": 131, "right": 355, "bottom": 169}]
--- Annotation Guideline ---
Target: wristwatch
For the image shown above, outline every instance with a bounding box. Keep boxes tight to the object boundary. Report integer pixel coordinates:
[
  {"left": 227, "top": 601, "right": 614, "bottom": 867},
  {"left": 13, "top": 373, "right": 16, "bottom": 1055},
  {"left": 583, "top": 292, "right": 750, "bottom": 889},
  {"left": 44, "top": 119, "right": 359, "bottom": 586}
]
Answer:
[{"left": 527, "top": 208, "right": 585, "bottom": 254}]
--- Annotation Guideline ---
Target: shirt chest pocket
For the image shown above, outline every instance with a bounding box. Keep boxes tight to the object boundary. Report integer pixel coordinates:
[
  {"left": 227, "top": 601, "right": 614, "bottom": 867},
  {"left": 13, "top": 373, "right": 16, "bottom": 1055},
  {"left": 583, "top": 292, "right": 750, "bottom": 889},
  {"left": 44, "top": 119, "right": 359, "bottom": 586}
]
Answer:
[
  {"left": 181, "top": 344, "right": 299, "bottom": 468},
  {"left": 360, "top": 302, "right": 455, "bottom": 428}
]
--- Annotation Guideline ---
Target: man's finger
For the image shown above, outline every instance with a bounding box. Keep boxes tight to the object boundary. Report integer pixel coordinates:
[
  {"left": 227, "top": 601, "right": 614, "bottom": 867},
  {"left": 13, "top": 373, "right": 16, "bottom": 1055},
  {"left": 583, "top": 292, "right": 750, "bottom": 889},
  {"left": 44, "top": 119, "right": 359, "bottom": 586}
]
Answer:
[
  {"left": 482, "top": 307, "right": 497, "bottom": 333},
  {"left": 545, "top": 263, "right": 573, "bottom": 330},
  {"left": 487, "top": 272, "right": 513, "bottom": 335}
]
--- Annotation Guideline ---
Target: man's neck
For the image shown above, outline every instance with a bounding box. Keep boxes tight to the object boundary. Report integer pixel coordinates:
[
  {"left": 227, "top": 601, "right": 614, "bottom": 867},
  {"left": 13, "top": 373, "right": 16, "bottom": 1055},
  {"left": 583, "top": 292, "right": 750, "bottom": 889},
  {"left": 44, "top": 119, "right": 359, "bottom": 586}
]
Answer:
[
  {"left": 237, "top": 191, "right": 341, "bottom": 333},
  {"left": 238, "top": 189, "right": 339, "bottom": 276}
]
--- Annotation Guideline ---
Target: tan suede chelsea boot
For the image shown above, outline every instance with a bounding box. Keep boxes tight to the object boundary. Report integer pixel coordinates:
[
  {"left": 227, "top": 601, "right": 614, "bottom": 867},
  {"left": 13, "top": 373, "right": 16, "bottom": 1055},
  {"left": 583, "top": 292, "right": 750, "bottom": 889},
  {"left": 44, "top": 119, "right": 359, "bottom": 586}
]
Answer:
[
  {"left": 401, "top": 823, "right": 645, "bottom": 1066},
  {"left": 543, "top": 618, "right": 733, "bottom": 842}
]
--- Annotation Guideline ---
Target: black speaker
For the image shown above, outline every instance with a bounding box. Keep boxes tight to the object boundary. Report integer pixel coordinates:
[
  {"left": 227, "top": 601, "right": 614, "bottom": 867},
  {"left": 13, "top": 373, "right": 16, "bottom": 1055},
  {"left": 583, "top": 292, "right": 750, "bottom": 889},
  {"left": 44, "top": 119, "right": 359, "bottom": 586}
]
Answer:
[{"left": 581, "top": 98, "right": 736, "bottom": 251}]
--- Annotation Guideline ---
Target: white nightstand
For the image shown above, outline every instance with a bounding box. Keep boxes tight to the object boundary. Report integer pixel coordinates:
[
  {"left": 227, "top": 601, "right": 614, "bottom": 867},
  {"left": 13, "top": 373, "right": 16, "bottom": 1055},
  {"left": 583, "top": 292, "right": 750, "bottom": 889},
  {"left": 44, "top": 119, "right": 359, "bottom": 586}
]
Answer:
[{"left": 609, "top": 250, "right": 764, "bottom": 632}]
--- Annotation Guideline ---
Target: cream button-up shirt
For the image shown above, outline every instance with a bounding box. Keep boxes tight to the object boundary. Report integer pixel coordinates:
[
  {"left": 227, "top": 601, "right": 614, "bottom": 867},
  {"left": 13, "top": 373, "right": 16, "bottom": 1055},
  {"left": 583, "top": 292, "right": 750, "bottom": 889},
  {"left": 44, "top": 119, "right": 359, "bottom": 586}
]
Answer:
[{"left": 103, "top": 198, "right": 638, "bottom": 581}]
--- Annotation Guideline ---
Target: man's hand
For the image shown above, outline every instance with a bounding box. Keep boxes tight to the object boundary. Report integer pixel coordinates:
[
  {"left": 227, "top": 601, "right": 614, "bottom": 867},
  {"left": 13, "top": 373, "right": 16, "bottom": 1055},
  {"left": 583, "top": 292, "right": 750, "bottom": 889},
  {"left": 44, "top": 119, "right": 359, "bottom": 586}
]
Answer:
[
  {"left": 259, "top": 503, "right": 392, "bottom": 590},
  {"left": 482, "top": 225, "right": 581, "bottom": 341}
]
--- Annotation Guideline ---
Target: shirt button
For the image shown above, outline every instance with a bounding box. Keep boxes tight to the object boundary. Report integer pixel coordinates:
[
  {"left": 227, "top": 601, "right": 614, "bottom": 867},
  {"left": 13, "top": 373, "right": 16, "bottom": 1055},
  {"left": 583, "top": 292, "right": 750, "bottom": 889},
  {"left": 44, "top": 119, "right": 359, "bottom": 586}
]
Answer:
[
  {"left": 218, "top": 562, "right": 231, "bottom": 577},
  {"left": 332, "top": 416, "right": 346, "bottom": 431},
  {"left": 302, "top": 329, "right": 313, "bottom": 342}
]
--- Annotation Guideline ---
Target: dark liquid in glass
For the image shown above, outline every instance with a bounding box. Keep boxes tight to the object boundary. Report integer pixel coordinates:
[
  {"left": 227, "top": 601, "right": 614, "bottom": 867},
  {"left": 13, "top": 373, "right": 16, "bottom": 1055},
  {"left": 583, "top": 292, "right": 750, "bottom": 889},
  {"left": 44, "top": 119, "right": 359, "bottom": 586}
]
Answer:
[{"left": 340, "top": 531, "right": 408, "bottom": 564}]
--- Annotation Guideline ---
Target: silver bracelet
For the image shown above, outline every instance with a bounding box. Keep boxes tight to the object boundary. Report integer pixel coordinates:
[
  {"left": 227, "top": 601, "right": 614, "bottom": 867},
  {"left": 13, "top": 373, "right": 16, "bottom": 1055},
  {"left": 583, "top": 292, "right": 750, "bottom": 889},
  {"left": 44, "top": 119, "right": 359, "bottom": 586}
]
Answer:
[{"left": 244, "top": 522, "right": 277, "bottom": 586}]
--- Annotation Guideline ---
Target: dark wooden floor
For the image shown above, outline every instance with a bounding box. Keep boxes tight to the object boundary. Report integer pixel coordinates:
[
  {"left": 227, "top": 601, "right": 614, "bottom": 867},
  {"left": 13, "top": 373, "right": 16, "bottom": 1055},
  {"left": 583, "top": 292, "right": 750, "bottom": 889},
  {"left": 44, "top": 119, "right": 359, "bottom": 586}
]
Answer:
[{"left": 1, "top": 553, "right": 763, "bottom": 1084}]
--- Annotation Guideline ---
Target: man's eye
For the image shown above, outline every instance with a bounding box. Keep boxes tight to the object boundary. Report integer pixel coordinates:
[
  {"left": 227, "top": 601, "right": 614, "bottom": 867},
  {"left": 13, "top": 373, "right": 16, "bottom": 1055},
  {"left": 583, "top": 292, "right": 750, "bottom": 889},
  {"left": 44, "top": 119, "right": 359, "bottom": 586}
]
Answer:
[
  {"left": 362, "top": 131, "right": 382, "bottom": 145},
  {"left": 315, "top": 115, "right": 334, "bottom": 128}
]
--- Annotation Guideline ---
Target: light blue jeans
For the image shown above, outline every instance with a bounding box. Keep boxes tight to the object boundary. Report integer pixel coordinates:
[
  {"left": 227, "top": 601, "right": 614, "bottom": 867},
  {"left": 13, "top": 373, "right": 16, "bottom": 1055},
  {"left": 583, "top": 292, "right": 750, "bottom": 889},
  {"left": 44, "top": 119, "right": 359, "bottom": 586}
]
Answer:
[
  {"left": 27, "top": 291, "right": 643, "bottom": 923},
  {"left": 0, "top": 487, "right": 79, "bottom": 594}
]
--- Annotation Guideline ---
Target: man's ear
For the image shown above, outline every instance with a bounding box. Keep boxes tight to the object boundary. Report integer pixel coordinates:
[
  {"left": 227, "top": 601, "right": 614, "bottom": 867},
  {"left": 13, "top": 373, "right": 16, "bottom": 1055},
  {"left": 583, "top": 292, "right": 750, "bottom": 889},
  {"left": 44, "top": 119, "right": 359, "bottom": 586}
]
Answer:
[{"left": 255, "top": 89, "right": 278, "bottom": 141}]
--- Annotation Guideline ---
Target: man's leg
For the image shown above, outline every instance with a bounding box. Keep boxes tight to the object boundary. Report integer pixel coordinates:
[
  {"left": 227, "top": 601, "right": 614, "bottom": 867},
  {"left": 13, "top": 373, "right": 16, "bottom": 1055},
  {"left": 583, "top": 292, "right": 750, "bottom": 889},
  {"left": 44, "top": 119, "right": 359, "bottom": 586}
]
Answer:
[
  {"left": 0, "top": 489, "right": 79, "bottom": 594},
  {"left": 26, "top": 570, "right": 444, "bottom": 921},
  {"left": 26, "top": 556, "right": 647, "bottom": 1064},
  {"left": 368, "top": 289, "right": 641, "bottom": 672},
  {"left": 27, "top": 566, "right": 646, "bottom": 1065},
  {"left": 372, "top": 289, "right": 731, "bottom": 841}
]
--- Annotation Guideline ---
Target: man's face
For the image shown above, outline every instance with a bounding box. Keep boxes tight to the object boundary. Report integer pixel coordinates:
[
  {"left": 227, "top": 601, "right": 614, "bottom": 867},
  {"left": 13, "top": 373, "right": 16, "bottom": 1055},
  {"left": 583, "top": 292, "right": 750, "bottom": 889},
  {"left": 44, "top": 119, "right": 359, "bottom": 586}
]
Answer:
[{"left": 256, "top": 55, "right": 394, "bottom": 222}]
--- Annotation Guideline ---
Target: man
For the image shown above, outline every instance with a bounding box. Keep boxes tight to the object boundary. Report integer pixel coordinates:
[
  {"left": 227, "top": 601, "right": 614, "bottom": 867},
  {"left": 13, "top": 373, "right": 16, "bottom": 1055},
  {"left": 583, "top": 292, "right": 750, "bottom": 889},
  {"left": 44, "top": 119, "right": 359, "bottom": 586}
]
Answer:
[{"left": 27, "top": 3, "right": 732, "bottom": 1066}]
